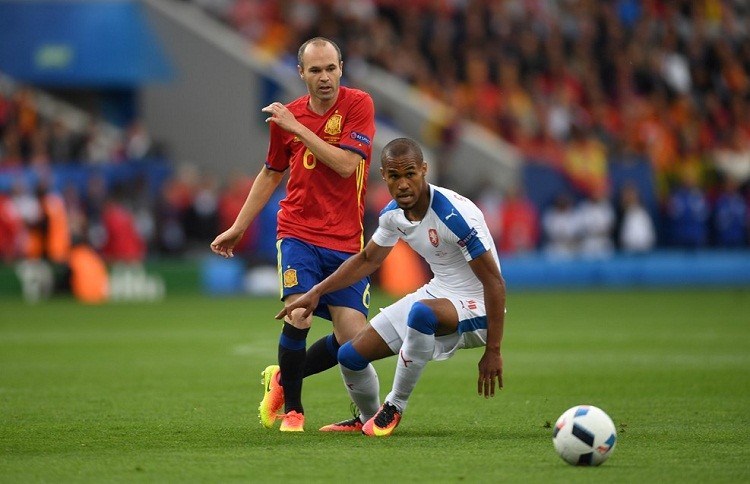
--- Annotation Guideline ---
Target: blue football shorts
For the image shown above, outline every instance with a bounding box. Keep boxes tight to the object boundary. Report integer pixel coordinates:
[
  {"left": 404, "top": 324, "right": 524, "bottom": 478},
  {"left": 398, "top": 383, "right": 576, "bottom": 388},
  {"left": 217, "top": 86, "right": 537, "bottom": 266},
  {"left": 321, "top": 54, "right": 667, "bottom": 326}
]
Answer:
[{"left": 277, "top": 237, "right": 370, "bottom": 321}]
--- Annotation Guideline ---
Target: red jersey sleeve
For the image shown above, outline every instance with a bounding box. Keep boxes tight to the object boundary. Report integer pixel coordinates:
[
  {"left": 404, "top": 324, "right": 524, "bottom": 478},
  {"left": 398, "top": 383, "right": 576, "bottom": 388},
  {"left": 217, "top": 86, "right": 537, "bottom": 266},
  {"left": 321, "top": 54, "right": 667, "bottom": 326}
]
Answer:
[
  {"left": 265, "top": 121, "right": 291, "bottom": 172},
  {"left": 337, "top": 91, "right": 375, "bottom": 162}
]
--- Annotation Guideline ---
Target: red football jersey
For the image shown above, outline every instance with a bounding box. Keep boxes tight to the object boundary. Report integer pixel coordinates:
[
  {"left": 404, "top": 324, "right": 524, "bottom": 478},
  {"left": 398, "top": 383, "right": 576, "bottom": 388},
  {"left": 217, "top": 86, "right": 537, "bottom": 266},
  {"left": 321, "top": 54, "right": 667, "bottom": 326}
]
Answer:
[{"left": 265, "top": 86, "right": 375, "bottom": 253}]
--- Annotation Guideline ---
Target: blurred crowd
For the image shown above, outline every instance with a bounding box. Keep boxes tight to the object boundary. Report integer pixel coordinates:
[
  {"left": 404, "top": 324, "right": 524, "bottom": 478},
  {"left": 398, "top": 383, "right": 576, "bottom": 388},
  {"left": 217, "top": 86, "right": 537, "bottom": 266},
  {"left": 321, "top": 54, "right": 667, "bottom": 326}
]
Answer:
[
  {"left": 201, "top": 0, "right": 750, "bottom": 252},
  {"left": 2, "top": 0, "right": 750, "bottom": 274},
  {"left": 0, "top": 85, "right": 230, "bottom": 267},
  {"left": 0, "top": 87, "right": 159, "bottom": 168}
]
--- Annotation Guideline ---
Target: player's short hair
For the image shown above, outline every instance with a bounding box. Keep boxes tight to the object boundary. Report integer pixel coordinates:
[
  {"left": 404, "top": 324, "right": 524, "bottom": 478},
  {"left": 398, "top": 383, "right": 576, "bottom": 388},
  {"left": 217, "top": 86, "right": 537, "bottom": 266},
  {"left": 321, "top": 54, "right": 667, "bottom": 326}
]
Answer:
[
  {"left": 381, "top": 138, "right": 424, "bottom": 166},
  {"left": 298, "top": 37, "right": 342, "bottom": 68}
]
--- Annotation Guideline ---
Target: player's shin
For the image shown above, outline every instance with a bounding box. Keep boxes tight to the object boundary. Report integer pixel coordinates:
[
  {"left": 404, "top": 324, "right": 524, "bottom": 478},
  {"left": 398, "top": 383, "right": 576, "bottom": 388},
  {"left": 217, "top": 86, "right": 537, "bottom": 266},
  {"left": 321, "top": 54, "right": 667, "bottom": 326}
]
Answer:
[
  {"left": 385, "top": 302, "right": 437, "bottom": 412},
  {"left": 278, "top": 322, "right": 309, "bottom": 414},
  {"left": 338, "top": 342, "right": 380, "bottom": 421}
]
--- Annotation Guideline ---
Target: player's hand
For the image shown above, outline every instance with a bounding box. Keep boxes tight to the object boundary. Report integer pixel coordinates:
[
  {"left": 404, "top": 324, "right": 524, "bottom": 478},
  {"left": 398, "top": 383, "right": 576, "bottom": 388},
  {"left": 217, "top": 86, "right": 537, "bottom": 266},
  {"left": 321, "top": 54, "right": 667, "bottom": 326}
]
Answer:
[
  {"left": 262, "top": 102, "right": 300, "bottom": 133},
  {"left": 210, "top": 228, "right": 244, "bottom": 258},
  {"left": 275, "top": 291, "right": 320, "bottom": 321},
  {"left": 477, "top": 350, "right": 503, "bottom": 398}
]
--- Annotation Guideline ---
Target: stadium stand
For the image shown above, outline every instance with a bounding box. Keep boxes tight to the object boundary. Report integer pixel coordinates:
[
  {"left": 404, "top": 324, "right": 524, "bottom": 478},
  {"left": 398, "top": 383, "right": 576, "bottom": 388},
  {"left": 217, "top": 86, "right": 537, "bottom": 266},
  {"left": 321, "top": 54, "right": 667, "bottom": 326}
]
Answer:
[
  {"left": 188, "top": 0, "right": 749, "bottom": 253},
  {"left": 1, "top": 0, "right": 749, "bottom": 297}
]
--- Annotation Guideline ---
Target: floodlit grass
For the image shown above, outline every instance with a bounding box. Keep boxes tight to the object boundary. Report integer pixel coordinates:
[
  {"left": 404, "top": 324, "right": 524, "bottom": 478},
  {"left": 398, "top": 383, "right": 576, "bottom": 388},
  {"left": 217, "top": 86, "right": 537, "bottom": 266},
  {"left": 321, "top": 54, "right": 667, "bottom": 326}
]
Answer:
[{"left": 1, "top": 289, "right": 749, "bottom": 482}]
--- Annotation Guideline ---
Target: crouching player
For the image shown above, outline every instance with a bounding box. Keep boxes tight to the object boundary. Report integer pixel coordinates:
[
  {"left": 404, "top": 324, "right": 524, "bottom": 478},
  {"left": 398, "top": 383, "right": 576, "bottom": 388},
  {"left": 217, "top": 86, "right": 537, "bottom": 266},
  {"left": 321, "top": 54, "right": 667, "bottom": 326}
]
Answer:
[{"left": 276, "top": 137, "right": 506, "bottom": 436}]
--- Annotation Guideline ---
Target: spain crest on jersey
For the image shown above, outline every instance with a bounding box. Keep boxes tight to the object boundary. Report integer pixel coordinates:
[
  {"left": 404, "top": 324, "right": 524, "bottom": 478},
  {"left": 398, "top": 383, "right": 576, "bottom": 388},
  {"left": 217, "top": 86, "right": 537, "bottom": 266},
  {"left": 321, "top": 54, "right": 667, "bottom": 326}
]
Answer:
[
  {"left": 428, "top": 228, "right": 439, "bottom": 247},
  {"left": 324, "top": 113, "right": 343, "bottom": 135},
  {"left": 283, "top": 268, "right": 298, "bottom": 288}
]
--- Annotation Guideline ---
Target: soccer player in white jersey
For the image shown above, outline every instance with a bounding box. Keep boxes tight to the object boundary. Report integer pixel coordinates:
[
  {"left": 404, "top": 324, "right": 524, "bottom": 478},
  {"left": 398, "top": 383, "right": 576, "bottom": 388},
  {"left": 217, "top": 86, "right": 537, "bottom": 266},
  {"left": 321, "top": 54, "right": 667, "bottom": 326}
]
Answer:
[{"left": 276, "top": 137, "right": 506, "bottom": 436}]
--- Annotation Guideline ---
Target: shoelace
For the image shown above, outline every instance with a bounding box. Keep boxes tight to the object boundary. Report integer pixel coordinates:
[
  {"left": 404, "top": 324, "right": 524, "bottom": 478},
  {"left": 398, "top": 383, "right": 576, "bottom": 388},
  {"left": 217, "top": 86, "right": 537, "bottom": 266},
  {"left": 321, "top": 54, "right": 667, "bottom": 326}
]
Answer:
[{"left": 374, "top": 403, "right": 398, "bottom": 426}]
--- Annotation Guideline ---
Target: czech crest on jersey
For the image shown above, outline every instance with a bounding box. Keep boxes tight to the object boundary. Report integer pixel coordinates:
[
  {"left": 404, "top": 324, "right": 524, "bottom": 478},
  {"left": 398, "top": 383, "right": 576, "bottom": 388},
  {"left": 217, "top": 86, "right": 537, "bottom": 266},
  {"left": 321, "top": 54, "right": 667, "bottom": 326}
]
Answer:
[
  {"left": 324, "top": 113, "right": 343, "bottom": 136},
  {"left": 428, "top": 228, "right": 439, "bottom": 247}
]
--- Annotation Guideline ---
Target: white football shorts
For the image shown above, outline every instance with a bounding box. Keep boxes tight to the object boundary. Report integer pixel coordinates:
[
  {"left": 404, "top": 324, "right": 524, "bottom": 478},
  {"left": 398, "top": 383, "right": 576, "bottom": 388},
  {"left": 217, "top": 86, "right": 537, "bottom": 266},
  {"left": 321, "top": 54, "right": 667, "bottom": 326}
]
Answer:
[{"left": 370, "top": 284, "right": 488, "bottom": 361}]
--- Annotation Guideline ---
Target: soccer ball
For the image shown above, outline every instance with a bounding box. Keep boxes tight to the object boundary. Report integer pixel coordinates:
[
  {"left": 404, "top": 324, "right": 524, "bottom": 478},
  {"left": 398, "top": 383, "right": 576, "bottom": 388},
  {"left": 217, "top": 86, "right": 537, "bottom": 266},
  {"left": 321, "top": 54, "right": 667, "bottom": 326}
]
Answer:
[{"left": 552, "top": 405, "right": 617, "bottom": 466}]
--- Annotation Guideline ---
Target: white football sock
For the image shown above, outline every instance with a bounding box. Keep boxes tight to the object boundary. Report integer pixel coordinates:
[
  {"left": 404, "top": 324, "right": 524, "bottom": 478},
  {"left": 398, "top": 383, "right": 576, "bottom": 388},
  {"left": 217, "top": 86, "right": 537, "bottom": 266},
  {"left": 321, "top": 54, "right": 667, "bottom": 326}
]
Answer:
[
  {"left": 340, "top": 363, "right": 380, "bottom": 422},
  {"left": 385, "top": 327, "right": 434, "bottom": 413}
]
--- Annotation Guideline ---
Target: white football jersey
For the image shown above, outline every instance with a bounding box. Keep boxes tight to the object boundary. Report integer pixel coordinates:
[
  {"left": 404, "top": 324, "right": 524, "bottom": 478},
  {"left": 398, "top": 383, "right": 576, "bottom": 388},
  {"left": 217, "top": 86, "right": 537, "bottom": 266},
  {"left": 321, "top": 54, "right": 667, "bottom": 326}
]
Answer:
[{"left": 372, "top": 184, "right": 501, "bottom": 298}]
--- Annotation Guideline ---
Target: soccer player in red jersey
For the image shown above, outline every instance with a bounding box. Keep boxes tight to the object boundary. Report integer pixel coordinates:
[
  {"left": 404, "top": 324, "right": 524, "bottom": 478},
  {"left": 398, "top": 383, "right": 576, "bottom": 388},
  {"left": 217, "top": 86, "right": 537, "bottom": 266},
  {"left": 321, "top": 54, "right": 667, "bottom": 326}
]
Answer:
[{"left": 210, "top": 37, "right": 376, "bottom": 432}]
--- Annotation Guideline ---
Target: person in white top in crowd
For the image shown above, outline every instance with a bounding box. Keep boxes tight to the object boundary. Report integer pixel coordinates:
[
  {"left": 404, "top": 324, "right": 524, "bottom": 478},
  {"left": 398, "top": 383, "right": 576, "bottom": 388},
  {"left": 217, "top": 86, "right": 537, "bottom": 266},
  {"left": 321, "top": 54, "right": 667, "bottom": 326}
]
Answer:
[
  {"left": 577, "top": 186, "right": 616, "bottom": 258},
  {"left": 618, "top": 183, "right": 656, "bottom": 253},
  {"left": 542, "top": 192, "right": 581, "bottom": 258}
]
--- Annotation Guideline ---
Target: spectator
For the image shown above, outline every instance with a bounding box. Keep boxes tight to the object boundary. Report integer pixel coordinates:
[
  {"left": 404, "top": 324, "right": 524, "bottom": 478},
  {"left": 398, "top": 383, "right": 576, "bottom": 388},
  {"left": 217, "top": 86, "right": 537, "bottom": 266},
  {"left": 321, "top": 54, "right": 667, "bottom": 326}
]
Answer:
[
  {"left": 712, "top": 177, "right": 748, "bottom": 248},
  {"left": 712, "top": 125, "right": 750, "bottom": 186},
  {"left": 577, "top": 187, "right": 616, "bottom": 258},
  {"left": 124, "top": 119, "right": 155, "bottom": 160},
  {"left": 542, "top": 192, "right": 580, "bottom": 258},
  {"left": 28, "top": 124, "right": 51, "bottom": 167},
  {"left": 82, "top": 121, "right": 118, "bottom": 164},
  {"left": 84, "top": 174, "right": 108, "bottom": 249},
  {"left": 100, "top": 188, "right": 146, "bottom": 263},
  {"left": 562, "top": 125, "right": 609, "bottom": 199},
  {"left": 48, "top": 117, "right": 79, "bottom": 163},
  {"left": 154, "top": 164, "right": 200, "bottom": 255},
  {"left": 498, "top": 184, "right": 539, "bottom": 255},
  {"left": 1, "top": 123, "right": 23, "bottom": 169},
  {"left": 61, "top": 182, "right": 88, "bottom": 246},
  {"left": 666, "top": 168, "right": 709, "bottom": 248},
  {"left": 14, "top": 86, "right": 39, "bottom": 148},
  {"left": 129, "top": 174, "right": 157, "bottom": 252},
  {"left": 617, "top": 182, "right": 656, "bottom": 253},
  {"left": 475, "top": 181, "right": 504, "bottom": 246},
  {"left": 0, "top": 187, "right": 26, "bottom": 262},
  {"left": 185, "top": 173, "right": 219, "bottom": 246},
  {"left": 10, "top": 178, "right": 41, "bottom": 240},
  {"left": 25, "top": 176, "right": 70, "bottom": 264},
  {"left": 0, "top": 91, "right": 12, "bottom": 131},
  {"left": 155, "top": 180, "right": 188, "bottom": 255}
]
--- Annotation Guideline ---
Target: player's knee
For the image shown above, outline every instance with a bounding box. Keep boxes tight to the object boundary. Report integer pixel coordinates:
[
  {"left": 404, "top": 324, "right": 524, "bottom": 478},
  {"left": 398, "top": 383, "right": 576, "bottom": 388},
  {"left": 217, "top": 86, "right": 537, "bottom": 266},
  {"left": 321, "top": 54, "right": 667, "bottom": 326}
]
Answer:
[
  {"left": 287, "top": 307, "right": 312, "bottom": 329},
  {"left": 338, "top": 341, "right": 370, "bottom": 371},
  {"left": 407, "top": 301, "right": 438, "bottom": 335}
]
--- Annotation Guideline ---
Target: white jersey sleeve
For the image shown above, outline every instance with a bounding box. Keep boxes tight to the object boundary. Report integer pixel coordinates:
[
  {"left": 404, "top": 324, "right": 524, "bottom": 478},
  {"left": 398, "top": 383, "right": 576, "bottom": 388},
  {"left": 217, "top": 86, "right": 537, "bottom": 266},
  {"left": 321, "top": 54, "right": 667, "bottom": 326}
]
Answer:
[
  {"left": 371, "top": 200, "right": 401, "bottom": 248},
  {"left": 431, "top": 189, "right": 493, "bottom": 263}
]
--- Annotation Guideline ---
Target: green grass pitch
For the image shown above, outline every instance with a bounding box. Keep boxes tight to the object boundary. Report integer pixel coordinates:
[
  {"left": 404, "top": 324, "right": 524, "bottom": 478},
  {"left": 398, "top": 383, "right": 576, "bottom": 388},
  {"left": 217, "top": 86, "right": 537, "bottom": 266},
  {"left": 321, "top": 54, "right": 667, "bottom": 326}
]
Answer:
[{"left": 1, "top": 288, "right": 749, "bottom": 482}]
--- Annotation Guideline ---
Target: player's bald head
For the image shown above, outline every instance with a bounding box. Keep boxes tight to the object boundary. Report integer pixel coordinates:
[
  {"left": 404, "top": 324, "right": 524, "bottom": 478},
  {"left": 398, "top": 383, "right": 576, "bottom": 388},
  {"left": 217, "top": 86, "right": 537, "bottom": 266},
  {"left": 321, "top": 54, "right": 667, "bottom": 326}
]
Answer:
[
  {"left": 380, "top": 138, "right": 424, "bottom": 168},
  {"left": 298, "top": 37, "right": 342, "bottom": 68}
]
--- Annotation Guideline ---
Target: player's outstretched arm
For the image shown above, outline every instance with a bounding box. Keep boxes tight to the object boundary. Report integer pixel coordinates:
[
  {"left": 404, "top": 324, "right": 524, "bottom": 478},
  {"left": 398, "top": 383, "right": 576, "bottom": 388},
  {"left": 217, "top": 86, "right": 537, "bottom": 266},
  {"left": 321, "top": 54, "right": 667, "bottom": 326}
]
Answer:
[
  {"left": 468, "top": 251, "right": 506, "bottom": 398},
  {"left": 210, "top": 166, "right": 283, "bottom": 258},
  {"left": 276, "top": 240, "right": 392, "bottom": 320},
  {"left": 210, "top": 227, "right": 245, "bottom": 259}
]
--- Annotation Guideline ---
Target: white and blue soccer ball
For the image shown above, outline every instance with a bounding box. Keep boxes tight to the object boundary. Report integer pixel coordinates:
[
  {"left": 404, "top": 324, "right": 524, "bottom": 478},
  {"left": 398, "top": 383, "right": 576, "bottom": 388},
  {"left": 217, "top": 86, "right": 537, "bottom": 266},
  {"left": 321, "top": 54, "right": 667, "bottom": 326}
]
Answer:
[{"left": 552, "top": 405, "right": 617, "bottom": 466}]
